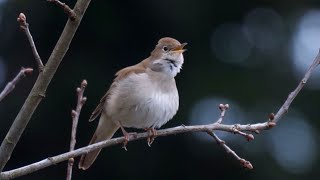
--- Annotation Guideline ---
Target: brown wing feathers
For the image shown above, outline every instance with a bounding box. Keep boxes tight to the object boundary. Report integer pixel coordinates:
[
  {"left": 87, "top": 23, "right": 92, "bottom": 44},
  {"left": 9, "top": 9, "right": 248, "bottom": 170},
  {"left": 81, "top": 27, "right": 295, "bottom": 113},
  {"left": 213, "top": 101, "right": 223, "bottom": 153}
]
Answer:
[{"left": 88, "top": 59, "right": 149, "bottom": 122}]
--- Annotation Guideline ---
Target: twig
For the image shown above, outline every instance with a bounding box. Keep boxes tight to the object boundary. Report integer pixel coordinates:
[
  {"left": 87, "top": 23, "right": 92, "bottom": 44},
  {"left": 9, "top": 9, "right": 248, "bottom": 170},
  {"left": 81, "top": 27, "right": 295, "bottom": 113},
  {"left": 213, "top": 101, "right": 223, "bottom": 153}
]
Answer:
[
  {"left": 66, "top": 80, "right": 87, "bottom": 180},
  {"left": 232, "top": 128, "right": 254, "bottom": 141},
  {"left": 47, "top": 0, "right": 76, "bottom": 20},
  {"left": 0, "top": 68, "right": 33, "bottom": 102},
  {"left": 0, "top": 0, "right": 92, "bottom": 172},
  {"left": 17, "top": 13, "right": 44, "bottom": 72},
  {"left": 206, "top": 131, "right": 253, "bottom": 169},
  {"left": 216, "top": 103, "right": 229, "bottom": 123}
]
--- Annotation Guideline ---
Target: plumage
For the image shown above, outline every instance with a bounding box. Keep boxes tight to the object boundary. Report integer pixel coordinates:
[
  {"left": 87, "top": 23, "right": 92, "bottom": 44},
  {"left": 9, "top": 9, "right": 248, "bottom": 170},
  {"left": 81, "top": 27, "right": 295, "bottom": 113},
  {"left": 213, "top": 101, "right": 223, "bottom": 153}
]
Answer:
[{"left": 79, "top": 37, "right": 186, "bottom": 170}]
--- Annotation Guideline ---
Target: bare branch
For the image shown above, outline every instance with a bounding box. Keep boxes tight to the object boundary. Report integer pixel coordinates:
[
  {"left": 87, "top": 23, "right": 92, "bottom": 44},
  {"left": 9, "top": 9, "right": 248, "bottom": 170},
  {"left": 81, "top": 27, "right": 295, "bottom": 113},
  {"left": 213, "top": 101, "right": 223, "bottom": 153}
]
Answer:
[
  {"left": 17, "top": 13, "right": 44, "bottom": 72},
  {"left": 0, "top": 122, "right": 264, "bottom": 179},
  {"left": 0, "top": 68, "right": 33, "bottom": 102},
  {"left": 66, "top": 80, "right": 87, "bottom": 180},
  {"left": 47, "top": 0, "right": 76, "bottom": 20},
  {"left": 272, "top": 50, "right": 320, "bottom": 123},
  {"left": 206, "top": 131, "right": 253, "bottom": 169},
  {"left": 0, "top": 0, "right": 92, "bottom": 172}
]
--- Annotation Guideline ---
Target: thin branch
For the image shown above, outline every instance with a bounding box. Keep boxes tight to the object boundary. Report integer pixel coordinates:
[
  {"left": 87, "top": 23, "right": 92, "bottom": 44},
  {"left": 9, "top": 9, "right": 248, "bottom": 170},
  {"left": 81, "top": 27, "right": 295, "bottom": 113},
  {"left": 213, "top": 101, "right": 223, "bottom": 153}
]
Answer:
[
  {"left": 0, "top": 68, "right": 33, "bottom": 102},
  {"left": 272, "top": 50, "right": 320, "bottom": 123},
  {"left": 17, "top": 13, "right": 44, "bottom": 72},
  {"left": 47, "top": 0, "right": 77, "bottom": 20},
  {"left": 0, "top": 122, "right": 266, "bottom": 179},
  {"left": 206, "top": 131, "right": 253, "bottom": 169},
  {"left": 0, "top": 0, "right": 92, "bottom": 172},
  {"left": 66, "top": 80, "right": 87, "bottom": 180}
]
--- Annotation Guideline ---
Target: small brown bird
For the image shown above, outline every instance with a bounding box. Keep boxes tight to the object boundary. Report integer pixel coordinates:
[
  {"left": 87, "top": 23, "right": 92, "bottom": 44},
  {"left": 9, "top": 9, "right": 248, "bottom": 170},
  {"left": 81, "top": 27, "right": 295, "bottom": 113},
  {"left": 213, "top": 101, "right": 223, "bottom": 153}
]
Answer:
[{"left": 78, "top": 37, "right": 187, "bottom": 170}]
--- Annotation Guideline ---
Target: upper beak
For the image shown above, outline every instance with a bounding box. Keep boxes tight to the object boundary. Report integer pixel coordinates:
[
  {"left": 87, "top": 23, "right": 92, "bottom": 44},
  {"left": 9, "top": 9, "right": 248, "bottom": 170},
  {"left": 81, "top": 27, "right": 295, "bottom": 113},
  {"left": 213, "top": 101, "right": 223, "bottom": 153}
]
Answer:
[{"left": 171, "top": 43, "right": 187, "bottom": 53}]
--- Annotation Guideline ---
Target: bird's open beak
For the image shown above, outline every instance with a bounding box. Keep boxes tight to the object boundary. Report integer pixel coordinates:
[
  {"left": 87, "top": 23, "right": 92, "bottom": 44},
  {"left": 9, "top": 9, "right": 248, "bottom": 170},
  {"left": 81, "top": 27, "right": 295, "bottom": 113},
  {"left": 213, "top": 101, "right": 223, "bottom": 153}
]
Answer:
[{"left": 171, "top": 43, "right": 187, "bottom": 53}]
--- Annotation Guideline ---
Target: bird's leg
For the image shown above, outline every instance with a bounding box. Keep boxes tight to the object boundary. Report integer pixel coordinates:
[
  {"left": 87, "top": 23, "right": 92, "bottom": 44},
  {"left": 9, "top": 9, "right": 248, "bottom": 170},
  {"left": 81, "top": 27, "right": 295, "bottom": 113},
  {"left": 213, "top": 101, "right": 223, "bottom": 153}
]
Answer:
[
  {"left": 145, "top": 128, "right": 158, "bottom": 147},
  {"left": 119, "top": 123, "right": 136, "bottom": 151}
]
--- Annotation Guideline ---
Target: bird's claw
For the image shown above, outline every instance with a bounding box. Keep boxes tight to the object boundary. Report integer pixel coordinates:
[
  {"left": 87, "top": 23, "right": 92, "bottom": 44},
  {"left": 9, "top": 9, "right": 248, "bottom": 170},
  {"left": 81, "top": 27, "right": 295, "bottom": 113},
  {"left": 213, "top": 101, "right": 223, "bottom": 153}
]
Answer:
[
  {"left": 146, "top": 128, "right": 157, "bottom": 147},
  {"left": 120, "top": 126, "right": 137, "bottom": 151}
]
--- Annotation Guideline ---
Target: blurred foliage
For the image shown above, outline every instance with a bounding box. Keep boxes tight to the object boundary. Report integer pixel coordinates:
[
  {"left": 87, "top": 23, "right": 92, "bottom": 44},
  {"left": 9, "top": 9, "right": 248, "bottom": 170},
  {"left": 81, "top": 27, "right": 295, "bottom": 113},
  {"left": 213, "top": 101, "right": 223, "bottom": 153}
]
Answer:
[{"left": 0, "top": 0, "right": 320, "bottom": 179}]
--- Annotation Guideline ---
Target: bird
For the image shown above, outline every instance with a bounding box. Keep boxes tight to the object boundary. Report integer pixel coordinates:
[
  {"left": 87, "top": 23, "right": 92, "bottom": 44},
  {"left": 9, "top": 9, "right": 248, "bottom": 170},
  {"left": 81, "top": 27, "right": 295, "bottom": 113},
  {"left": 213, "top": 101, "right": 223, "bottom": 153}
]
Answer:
[{"left": 78, "top": 37, "right": 187, "bottom": 170}]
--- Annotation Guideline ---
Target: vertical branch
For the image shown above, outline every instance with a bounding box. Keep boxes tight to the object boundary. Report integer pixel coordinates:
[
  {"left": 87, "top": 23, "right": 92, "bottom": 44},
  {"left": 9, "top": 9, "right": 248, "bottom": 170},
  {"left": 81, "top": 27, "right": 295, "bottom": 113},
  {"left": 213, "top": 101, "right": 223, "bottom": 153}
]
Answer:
[
  {"left": 0, "top": 0, "right": 92, "bottom": 172},
  {"left": 0, "top": 68, "right": 33, "bottom": 102},
  {"left": 66, "top": 80, "right": 87, "bottom": 180}
]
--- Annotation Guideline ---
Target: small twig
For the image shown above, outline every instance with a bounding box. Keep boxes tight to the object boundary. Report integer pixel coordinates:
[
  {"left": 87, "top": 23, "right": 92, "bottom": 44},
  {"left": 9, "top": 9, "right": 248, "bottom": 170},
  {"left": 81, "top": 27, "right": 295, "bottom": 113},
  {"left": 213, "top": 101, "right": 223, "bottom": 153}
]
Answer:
[
  {"left": 66, "top": 80, "right": 87, "bottom": 180},
  {"left": 216, "top": 104, "right": 229, "bottom": 123},
  {"left": 47, "top": 0, "right": 76, "bottom": 20},
  {"left": 17, "top": 13, "right": 44, "bottom": 72},
  {"left": 206, "top": 130, "right": 253, "bottom": 169},
  {"left": 231, "top": 127, "right": 254, "bottom": 141},
  {"left": 0, "top": 68, "right": 33, "bottom": 102}
]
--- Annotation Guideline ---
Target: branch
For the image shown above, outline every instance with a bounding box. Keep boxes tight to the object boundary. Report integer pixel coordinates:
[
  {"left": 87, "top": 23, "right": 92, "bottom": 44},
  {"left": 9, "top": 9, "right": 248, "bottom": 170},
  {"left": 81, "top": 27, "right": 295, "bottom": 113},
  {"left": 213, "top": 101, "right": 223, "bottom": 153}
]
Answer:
[
  {"left": 0, "top": 122, "right": 269, "bottom": 179},
  {"left": 0, "top": 0, "right": 92, "bottom": 172},
  {"left": 17, "top": 13, "right": 44, "bottom": 72},
  {"left": 206, "top": 131, "right": 253, "bottom": 169},
  {"left": 0, "top": 68, "right": 33, "bottom": 102},
  {"left": 272, "top": 50, "right": 320, "bottom": 123},
  {"left": 2, "top": 48, "right": 319, "bottom": 179},
  {"left": 47, "top": 0, "right": 77, "bottom": 20},
  {"left": 66, "top": 80, "right": 87, "bottom": 180}
]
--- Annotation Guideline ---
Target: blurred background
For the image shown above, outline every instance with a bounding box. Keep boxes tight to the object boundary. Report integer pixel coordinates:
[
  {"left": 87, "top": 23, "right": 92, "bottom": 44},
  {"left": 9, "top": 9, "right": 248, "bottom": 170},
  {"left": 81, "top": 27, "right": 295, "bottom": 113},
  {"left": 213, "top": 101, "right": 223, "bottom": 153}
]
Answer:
[{"left": 1, "top": 0, "right": 320, "bottom": 179}]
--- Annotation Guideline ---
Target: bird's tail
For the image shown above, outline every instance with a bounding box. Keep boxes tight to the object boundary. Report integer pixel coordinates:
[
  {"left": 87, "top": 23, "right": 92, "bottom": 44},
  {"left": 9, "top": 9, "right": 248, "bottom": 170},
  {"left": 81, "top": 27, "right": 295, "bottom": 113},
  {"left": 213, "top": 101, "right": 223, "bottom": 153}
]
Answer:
[{"left": 78, "top": 114, "right": 119, "bottom": 170}]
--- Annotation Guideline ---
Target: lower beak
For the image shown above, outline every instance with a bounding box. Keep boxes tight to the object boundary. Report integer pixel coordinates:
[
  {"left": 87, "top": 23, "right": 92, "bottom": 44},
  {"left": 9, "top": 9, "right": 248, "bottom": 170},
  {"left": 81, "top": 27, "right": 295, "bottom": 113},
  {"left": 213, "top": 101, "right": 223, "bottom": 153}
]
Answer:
[{"left": 171, "top": 43, "right": 187, "bottom": 53}]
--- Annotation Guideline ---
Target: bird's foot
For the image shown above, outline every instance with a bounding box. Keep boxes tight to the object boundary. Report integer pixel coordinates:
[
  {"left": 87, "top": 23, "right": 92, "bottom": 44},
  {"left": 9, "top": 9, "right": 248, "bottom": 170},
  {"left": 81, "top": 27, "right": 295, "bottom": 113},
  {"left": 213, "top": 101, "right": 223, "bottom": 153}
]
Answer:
[
  {"left": 120, "top": 126, "right": 136, "bottom": 151},
  {"left": 146, "top": 128, "right": 158, "bottom": 147}
]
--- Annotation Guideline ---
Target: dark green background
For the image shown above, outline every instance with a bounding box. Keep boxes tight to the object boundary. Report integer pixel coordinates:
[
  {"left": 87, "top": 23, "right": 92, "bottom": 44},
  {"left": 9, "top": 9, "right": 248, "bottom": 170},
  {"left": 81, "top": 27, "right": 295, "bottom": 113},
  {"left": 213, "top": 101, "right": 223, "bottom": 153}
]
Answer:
[{"left": 0, "top": 0, "right": 320, "bottom": 179}]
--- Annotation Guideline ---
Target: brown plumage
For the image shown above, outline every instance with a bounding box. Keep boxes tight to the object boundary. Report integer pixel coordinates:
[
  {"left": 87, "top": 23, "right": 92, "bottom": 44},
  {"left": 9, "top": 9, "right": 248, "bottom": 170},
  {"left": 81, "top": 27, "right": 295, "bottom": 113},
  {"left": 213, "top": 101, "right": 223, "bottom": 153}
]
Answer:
[{"left": 78, "top": 37, "right": 186, "bottom": 170}]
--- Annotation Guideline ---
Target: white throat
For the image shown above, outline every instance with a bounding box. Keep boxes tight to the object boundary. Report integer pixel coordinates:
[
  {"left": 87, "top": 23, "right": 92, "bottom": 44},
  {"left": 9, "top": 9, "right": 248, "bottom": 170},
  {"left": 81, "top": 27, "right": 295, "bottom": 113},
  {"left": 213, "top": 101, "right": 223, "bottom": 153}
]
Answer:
[{"left": 150, "top": 53, "right": 184, "bottom": 78}]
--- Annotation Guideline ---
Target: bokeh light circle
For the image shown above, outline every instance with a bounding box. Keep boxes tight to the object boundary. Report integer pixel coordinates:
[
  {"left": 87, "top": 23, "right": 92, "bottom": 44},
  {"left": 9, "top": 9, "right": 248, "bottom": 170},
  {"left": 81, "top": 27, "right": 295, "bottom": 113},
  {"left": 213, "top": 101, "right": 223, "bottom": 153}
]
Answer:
[
  {"left": 291, "top": 10, "right": 320, "bottom": 89},
  {"left": 189, "top": 96, "right": 246, "bottom": 143},
  {"left": 244, "top": 8, "right": 285, "bottom": 54},
  {"left": 266, "top": 114, "right": 317, "bottom": 174}
]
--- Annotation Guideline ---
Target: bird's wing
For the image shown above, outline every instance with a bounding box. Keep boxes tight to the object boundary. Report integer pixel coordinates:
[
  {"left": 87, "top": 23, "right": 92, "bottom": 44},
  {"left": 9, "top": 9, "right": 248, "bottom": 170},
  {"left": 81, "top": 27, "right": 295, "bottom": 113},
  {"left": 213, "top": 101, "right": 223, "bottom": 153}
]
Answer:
[{"left": 88, "top": 59, "right": 149, "bottom": 122}]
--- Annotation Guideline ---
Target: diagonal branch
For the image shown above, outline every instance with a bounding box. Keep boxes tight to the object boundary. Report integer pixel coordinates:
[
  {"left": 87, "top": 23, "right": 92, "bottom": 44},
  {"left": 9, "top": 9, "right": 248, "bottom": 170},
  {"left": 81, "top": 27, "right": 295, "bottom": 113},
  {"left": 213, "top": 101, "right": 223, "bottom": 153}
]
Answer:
[
  {"left": 206, "top": 131, "right": 253, "bottom": 169},
  {"left": 272, "top": 50, "right": 320, "bottom": 123},
  {"left": 0, "top": 0, "right": 92, "bottom": 172},
  {"left": 66, "top": 80, "right": 87, "bottom": 180},
  {"left": 0, "top": 68, "right": 33, "bottom": 102},
  {"left": 17, "top": 13, "right": 44, "bottom": 72}
]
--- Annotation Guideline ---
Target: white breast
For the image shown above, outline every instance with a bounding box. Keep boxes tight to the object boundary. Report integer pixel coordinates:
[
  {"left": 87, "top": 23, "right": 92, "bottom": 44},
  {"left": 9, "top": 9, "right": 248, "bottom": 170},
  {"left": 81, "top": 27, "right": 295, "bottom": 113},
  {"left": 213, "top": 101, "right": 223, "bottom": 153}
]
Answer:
[{"left": 106, "top": 72, "right": 179, "bottom": 129}]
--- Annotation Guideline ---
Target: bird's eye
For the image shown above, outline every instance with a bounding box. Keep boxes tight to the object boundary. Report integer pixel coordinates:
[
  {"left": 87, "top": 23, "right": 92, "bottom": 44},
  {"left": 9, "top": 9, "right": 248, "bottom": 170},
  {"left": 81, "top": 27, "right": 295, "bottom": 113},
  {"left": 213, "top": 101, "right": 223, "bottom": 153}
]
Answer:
[{"left": 163, "top": 46, "right": 169, "bottom": 52}]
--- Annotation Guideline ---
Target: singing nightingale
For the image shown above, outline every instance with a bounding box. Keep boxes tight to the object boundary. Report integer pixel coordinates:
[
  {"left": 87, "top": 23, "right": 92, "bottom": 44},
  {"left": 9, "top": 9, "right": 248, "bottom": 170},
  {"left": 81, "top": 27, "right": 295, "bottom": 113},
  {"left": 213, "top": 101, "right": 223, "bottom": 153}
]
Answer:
[{"left": 78, "top": 37, "right": 187, "bottom": 170}]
